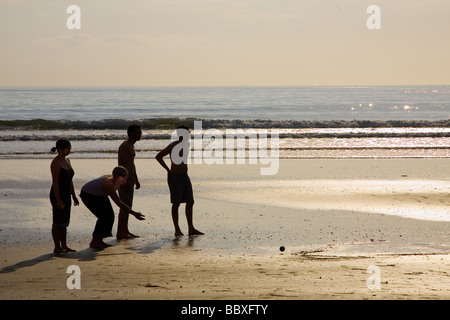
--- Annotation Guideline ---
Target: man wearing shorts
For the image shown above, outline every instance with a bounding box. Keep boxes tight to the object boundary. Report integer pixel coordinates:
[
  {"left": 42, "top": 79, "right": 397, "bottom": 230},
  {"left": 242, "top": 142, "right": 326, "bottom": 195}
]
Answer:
[{"left": 156, "top": 125, "right": 203, "bottom": 236}]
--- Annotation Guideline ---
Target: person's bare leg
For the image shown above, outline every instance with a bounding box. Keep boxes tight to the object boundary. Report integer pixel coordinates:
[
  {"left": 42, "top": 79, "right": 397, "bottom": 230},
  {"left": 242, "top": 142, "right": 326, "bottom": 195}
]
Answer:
[
  {"left": 52, "top": 226, "right": 62, "bottom": 254},
  {"left": 186, "top": 202, "right": 203, "bottom": 235},
  {"left": 172, "top": 203, "right": 183, "bottom": 235},
  {"left": 61, "top": 227, "right": 76, "bottom": 252},
  {"left": 117, "top": 185, "right": 138, "bottom": 239},
  {"left": 117, "top": 211, "right": 133, "bottom": 239}
]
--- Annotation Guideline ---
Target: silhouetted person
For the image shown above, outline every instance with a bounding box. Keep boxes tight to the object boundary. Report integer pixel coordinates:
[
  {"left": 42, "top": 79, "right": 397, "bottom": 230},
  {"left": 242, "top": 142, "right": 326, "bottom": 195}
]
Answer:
[
  {"left": 117, "top": 124, "right": 142, "bottom": 239},
  {"left": 50, "top": 138, "right": 79, "bottom": 254},
  {"left": 156, "top": 126, "right": 203, "bottom": 236},
  {"left": 80, "top": 166, "right": 145, "bottom": 248}
]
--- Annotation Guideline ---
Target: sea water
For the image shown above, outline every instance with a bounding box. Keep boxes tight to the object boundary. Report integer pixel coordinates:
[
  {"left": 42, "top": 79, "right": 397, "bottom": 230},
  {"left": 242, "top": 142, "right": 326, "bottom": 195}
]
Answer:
[{"left": 0, "top": 86, "right": 449, "bottom": 159}]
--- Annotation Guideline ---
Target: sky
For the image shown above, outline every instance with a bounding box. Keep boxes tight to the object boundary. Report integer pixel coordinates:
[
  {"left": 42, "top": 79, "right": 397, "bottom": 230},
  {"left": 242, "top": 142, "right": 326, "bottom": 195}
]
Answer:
[{"left": 0, "top": 0, "right": 449, "bottom": 86}]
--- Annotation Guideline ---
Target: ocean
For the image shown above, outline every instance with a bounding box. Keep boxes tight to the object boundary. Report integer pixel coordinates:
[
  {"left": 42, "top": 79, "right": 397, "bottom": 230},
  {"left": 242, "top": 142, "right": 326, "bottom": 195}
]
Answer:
[{"left": 0, "top": 86, "right": 449, "bottom": 159}]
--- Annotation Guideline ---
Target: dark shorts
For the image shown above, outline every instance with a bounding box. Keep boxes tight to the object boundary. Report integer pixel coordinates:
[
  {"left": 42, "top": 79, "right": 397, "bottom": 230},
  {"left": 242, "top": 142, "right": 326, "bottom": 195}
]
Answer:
[
  {"left": 50, "top": 190, "right": 71, "bottom": 228},
  {"left": 167, "top": 173, "right": 194, "bottom": 204}
]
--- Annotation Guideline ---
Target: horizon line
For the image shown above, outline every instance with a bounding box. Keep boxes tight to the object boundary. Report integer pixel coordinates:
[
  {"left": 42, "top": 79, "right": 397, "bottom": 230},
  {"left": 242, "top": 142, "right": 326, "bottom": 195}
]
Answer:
[{"left": 1, "top": 84, "right": 449, "bottom": 88}]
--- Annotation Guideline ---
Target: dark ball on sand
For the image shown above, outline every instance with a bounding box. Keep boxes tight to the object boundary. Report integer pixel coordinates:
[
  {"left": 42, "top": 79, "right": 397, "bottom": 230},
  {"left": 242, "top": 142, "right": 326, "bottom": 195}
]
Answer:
[{"left": 279, "top": 246, "right": 285, "bottom": 252}]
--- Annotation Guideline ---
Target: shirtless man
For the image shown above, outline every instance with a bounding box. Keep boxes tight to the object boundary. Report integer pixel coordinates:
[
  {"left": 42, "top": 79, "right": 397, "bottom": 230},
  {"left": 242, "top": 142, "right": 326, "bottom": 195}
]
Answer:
[
  {"left": 156, "top": 125, "right": 203, "bottom": 236},
  {"left": 117, "top": 124, "right": 142, "bottom": 239}
]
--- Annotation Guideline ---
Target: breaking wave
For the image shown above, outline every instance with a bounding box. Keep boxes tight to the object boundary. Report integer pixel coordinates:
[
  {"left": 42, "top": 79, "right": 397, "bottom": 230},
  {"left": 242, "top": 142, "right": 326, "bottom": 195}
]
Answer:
[
  {"left": 1, "top": 118, "right": 449, "bottom": 130},
  {"left": 0, "top": 118, "right": 449, "bottom": 142}
]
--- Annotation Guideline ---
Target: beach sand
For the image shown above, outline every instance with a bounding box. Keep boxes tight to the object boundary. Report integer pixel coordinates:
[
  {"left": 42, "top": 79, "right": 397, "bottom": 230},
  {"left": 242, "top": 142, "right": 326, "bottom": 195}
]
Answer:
[{"left": 0, "top": 158, "right": 449, "bottom": 300}]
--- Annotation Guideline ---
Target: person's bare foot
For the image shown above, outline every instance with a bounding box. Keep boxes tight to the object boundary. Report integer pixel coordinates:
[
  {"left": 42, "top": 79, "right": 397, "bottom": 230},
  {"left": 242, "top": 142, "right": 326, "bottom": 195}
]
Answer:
[
  {"left": 117, "top": 232, "right": 139, "bottom": 240},
  {"left": 90, "top": 240, "right": 111, "bottom": 248},
  {"left": 62, "top": 247, "right": 76, "bottom": 253},
  {"left": 188, "top": 229, "right": 204, "bottom": 236},
  {"left": 175, "top": 228, "right": 184, "bottom": 236}
]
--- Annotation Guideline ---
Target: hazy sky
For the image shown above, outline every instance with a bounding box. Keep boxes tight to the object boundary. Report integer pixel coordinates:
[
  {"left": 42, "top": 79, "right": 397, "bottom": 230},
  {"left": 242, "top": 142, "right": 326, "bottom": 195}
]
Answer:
[{"left": 1, "top": 0, "right": 449, "bottom": 86}]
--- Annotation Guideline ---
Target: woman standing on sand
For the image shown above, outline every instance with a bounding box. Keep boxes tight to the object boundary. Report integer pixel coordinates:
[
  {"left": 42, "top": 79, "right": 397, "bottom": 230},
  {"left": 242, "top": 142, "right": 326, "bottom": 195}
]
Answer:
[
  {"left": 50, "top": 138, "right": 79, "bottom": 254},
  {"left": 80, "top": 166, "right": 145, "bottom": 248}
]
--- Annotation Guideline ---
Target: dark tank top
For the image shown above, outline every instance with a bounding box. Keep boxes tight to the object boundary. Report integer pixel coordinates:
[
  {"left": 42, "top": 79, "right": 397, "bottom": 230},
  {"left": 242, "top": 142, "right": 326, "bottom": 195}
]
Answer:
[{"left": 50, "top": 167, "right": 75, "bottom": 200}]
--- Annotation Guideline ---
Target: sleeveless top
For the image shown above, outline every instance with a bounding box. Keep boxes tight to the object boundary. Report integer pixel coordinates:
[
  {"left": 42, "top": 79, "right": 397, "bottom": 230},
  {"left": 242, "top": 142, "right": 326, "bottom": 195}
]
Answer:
[
  {"left": 81, "top": 176, "right": 109, "bottom": 197},
  {"left": 50, "top": 167, "right": 75, "bottom": 200}
]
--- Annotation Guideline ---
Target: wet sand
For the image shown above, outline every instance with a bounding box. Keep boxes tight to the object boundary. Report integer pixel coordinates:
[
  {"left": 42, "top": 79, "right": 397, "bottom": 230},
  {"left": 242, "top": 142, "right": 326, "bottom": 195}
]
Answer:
[{"left": 0, "top": 158, "right": 449, "bottom": 299}]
